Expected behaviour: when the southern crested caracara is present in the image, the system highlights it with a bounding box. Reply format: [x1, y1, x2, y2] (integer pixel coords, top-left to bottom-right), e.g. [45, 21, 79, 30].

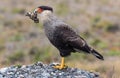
[27, 6, 104, 69]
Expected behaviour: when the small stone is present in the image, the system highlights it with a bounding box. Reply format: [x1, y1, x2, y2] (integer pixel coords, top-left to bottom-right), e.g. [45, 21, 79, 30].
[18, 75, 24, 78]
[0, 74, 4, 78]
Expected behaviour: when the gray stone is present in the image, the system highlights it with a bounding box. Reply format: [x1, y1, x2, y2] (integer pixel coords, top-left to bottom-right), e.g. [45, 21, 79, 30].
[0, 62, 100, 78]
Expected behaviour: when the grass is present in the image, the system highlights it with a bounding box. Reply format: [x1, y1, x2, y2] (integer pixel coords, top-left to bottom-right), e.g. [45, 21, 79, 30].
[35, 23, 43, 29]
[56, 2, 70, 16]
[90, 38, 108, 49]
[91, 16, 117, 33]
[15, 64, 22, 68]
[80, 31, 92, 39]
[9, 33, 23, 41]
[4, 20, 15, 27]
[12, 8, 25, 14]
[0, 45, 5, 52]
[92, 19, 114, 32]
[0, 0, 120, 77]
[92, 16, 101, 24]
[66, 52, 97, 62]
[66, 59, 120, 78]
[0, 39, 5, 51]
[8, 51, 25, 63]
[29, 46, 54, 63]
[75, 0, 80, 3]
[105, 24, 119, 33]
[105, 50, 120, 56]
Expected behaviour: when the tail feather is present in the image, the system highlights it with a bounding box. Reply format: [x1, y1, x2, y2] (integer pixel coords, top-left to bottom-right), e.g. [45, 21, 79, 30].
[83, 44, 104, 60]
[75, 43, 104, 60]
[91, 49, 104, 60]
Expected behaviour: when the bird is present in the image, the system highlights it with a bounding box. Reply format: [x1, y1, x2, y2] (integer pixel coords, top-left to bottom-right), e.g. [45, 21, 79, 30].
[33, 6, 104, 69]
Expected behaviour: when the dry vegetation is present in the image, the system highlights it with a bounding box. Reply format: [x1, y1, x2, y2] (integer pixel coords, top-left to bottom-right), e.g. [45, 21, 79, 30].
[0, 0, 120, 78]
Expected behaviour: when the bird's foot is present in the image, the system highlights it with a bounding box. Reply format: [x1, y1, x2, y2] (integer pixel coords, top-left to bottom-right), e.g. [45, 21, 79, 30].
[53, 64, 67, 70]
[90, 70, 96, 73]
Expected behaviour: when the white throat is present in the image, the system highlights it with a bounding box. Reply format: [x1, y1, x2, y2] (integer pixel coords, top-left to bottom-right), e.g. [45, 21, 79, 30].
[39, 10, 53, 23]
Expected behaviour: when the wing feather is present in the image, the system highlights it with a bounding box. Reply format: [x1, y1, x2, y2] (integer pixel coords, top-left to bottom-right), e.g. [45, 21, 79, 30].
[54, 25, 86, 49]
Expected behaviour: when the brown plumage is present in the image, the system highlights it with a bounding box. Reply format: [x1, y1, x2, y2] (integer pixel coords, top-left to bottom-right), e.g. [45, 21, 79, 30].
[27, 6, 104, 69]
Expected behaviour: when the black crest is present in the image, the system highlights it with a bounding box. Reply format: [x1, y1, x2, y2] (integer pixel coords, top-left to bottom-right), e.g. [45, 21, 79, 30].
[38, 6, 53, 12]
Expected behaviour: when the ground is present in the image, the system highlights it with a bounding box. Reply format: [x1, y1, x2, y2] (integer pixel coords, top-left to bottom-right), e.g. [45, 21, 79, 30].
[0, 0, 120, 77]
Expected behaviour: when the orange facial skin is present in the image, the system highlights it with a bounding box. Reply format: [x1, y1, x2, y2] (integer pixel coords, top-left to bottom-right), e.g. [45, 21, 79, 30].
[37, 8, 43, 13]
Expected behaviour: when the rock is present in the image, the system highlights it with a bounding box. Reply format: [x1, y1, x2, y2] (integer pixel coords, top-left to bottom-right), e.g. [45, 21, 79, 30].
[0, 62, 100, 78]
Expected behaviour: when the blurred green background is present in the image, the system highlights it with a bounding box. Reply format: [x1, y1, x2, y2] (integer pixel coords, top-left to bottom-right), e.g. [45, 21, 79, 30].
[0, 0, 120, 77]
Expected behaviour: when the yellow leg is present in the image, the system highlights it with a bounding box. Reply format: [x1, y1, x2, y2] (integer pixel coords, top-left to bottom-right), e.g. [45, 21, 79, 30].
[54, 57, 67, 69]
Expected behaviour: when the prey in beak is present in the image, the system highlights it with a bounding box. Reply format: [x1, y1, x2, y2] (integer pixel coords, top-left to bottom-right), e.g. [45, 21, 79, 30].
[26, 6, 53, 23]
[25, 9, 39, 23]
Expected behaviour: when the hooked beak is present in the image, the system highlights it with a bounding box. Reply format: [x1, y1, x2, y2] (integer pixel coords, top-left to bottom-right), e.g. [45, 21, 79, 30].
[34, 8, 39, 14]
